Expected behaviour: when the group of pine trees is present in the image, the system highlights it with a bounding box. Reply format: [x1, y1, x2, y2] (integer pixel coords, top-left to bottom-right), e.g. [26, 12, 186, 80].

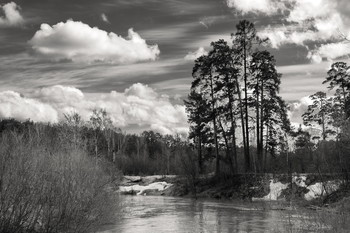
[185, 20, 290, 175]
[185, 20, 350, 177]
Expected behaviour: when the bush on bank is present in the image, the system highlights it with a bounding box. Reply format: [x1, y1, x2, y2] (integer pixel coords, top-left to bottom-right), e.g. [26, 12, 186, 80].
[0, 123, 118, 233]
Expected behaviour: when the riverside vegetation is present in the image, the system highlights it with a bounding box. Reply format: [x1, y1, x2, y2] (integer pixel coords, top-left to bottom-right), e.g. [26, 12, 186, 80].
[1, 20, 350, 232]
[0, 117, 120, 233]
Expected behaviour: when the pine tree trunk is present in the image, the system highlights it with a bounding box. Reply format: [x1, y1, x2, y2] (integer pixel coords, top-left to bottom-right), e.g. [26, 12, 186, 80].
[256, 76, 261, 172]
[236, 81, 247, 172]
[243, 32, 250, 172]
[260, 82, 265, 171]
[198, 134, 203, 174]
[112, 133, 116, 163]
[228, 82, 237, 173]
[220, 121, 234, 173]
[264, 123, 269, 171]
[210, 76, 220, 176]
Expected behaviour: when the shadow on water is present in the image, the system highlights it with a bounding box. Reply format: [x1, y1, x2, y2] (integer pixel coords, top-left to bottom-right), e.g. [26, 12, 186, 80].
[98, 195, 316, 233]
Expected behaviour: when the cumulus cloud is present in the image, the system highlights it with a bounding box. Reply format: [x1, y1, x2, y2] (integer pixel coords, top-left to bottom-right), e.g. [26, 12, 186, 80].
[184, 47, 208, 61]
[226, 0, 284, 15]
[308, 42, 350, 63]
[288, 96, 313, 125]
[0, 91, 58, 123]
[228, 0, 350, 62]
[28, 20, 160, 64]
[101, 13, 109, 23]
[259, 26, 321, 49]
[287, 0, 335, 23]
[259, 2, 345, 49]
[0, 2, 24, 27]
[0, 84, 188, 135]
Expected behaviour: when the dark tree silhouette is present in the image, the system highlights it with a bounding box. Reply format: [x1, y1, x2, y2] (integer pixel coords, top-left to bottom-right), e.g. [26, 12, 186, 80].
[184, 89, 210, 173]
[232, 20, 264, 172]
[249, 50, 282, 171]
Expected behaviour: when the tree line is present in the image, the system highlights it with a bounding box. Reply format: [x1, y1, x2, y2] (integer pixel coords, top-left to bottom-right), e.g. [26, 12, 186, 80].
[0, 110, 194, 176]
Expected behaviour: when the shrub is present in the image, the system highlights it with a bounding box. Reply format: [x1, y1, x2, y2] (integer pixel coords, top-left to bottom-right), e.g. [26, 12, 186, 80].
[0, 129, 117, 233]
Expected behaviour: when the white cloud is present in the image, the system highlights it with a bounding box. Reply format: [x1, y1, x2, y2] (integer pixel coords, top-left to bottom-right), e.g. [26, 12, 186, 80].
[0, 2, 24, 27]
[101, 13, 109, 23]
[286, 1, 345, 43]
[30, 85, 95, 120]
[29, 20, 160, 64]
[259, 26, 288, 48]
[0, 91, 58, 123]
[125, 83, 158, 100]
[33, 85, 85, 104]
[184, 47, 208, 61]
[307, 53, 323, 64]
[226, 0, 283, 15]
[287, 0, 335, 23]
[1, 84, 188, 135]
[308, 42, 350, 63]
[287, 96, 313, 129]
[260, 27, 324, 49]
[230, 0, 350, 62]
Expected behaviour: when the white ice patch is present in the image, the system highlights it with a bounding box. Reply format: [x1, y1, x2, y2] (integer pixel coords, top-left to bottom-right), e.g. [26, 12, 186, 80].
[264, 181, 288, 200]
[124, 176, 142, 182]
[305, 182, 324, 200]
[292, 175, 341, 200]
[254, 180, 288, 201]
[119, 182, 173, 195]
[304, 180, 341, 201]
[293, 175, 307, 187]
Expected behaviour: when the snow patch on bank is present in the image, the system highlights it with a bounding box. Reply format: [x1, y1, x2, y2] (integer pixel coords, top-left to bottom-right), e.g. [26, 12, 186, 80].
[293, 175, 341, 201]
[253, 176, 341, 201]
[255, 181, 288, 201]
[293, 175, 307, 187]
[119, 182, 173, 195]
[304, 180, 341, 201]
[124, 176, 142, 182]
[305, 182, 324, 200]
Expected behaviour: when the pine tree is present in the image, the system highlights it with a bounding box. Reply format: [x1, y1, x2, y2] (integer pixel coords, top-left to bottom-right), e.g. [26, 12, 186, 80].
[232, 20, 264, 172]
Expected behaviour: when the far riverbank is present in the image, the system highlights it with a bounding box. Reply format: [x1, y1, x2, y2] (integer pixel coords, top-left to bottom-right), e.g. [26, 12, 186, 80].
[117, 173, 349, 207]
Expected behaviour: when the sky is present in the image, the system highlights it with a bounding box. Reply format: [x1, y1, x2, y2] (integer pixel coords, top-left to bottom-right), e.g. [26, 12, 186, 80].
[0, 0, 350, 135]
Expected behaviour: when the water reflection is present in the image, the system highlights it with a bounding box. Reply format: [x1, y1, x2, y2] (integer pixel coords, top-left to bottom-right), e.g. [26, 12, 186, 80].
[99, 195, 305, 233]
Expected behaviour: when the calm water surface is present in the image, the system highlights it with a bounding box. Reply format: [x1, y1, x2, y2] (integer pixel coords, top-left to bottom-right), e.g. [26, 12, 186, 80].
[99, 195, 310, 233]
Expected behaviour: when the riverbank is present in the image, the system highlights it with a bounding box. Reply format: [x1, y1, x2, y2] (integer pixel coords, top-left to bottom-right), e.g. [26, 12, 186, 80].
[117, 173, 349, 206]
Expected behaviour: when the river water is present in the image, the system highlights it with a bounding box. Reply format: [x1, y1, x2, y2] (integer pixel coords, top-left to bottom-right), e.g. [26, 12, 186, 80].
[98, 195, 316, 233]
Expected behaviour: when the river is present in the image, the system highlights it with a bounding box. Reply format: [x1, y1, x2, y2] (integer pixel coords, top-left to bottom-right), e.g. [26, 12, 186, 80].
[98, 195, 316, 233]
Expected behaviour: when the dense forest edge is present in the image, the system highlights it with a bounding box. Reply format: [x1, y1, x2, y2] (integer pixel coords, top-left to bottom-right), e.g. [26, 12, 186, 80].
[1, 20, 350, 232]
